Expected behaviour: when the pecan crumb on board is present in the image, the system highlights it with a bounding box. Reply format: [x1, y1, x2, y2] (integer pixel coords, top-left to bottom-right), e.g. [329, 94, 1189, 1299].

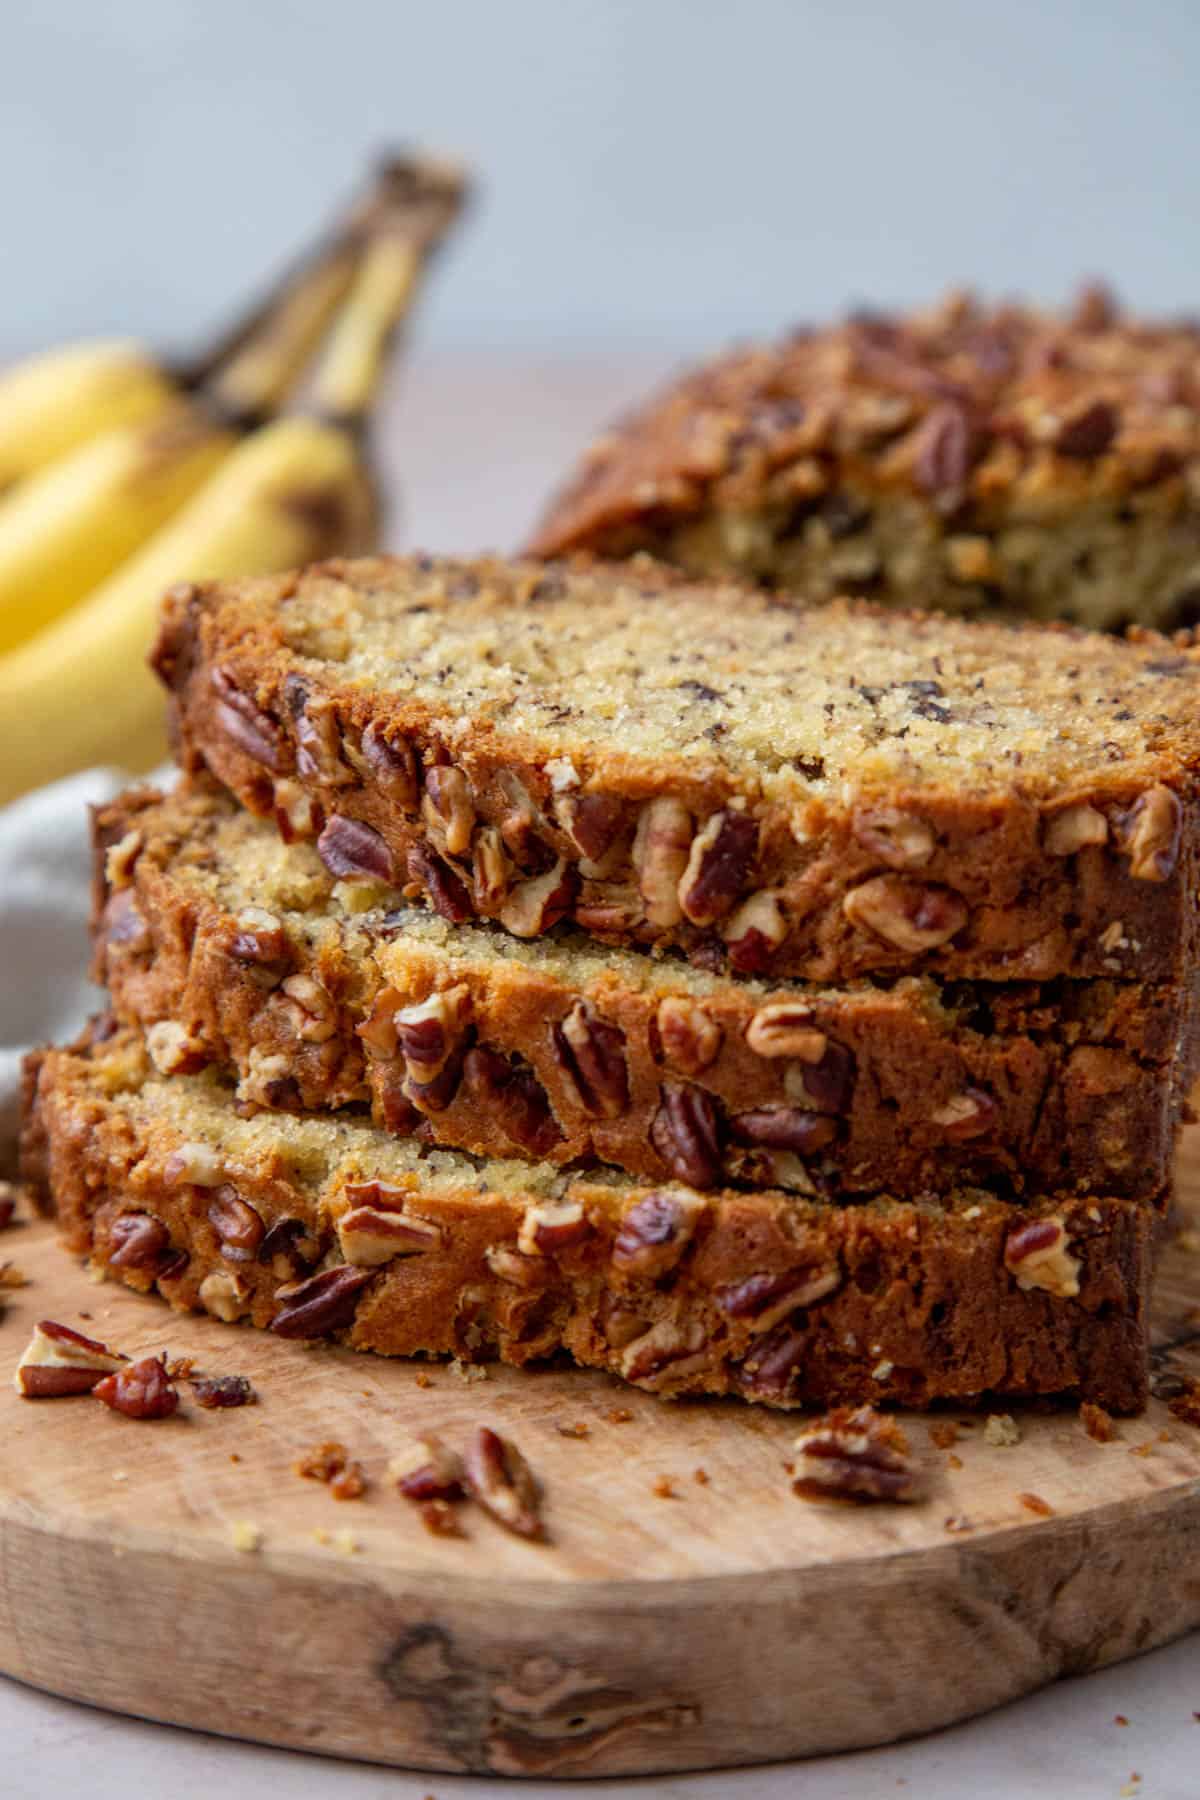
[792, 1405, 925, 1504]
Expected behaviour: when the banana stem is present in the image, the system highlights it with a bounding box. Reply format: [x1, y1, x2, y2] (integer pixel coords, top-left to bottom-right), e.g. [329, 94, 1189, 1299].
[201, 242, 360, 424]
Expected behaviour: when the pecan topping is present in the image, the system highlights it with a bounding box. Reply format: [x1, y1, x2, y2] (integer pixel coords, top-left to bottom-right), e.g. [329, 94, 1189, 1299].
[930, 1088, 999, 1140]
[271, 1264, 375, 1338]
[390, 1433, 465, 1501]
[715, 1265, 841, 1332]
[842, 875, 967, 952]
[744, 1003, 827, 1061]
[471, 826, 510, 907]
[208, 1189, 266, 1262]
[911, 401, 978, 495]
[723, 889, 786, 973]
[198, 1270, 250, 1322]
[1054, 398, 1118, 458]
[273, 778, 324, 843]
[358, 721, 419, 810]
[650, 1083, 724, 1188]
[852, 807, 935, 869]
[1116, 785, 1181, 882]
[632, 797, 693, 928]
[1003, 1217, 1081, 1298]
[257, 1215, 323, 1279]
[552, 1000, 629, 1117]
[406, 843, 474, 922]
[211, 667, 285, 770]
[94, 1355, 180, 1421]
[620, 1319, 710, 1387]
[462, 1046, 562, 1156]
[422, 765, 476, 856]
[190, 1374, 256, 1409]
[145, 1020, 207, 1076]
[728, 1106, 838, 1155]
[655, 995, 722, 1074]
[317, 814, 396, 884]
[393, 986, 472, 1083]
[792, 1406, 924, 1503]
[280, 972, 339, 1043]
[462, 1425, 546, 1541]
[229, 905, 290, 966]
[336, 1199, 442, 1265]
[14, 1320, 128, 1397]
[1044, 802, 1109, 857]
[611, 1189, 707, 1278]
[678, 809, 758, 926]
[107, 1212, 171, 1271]
[517, 1195, 592, 1256]
[499, 857, 576, 937]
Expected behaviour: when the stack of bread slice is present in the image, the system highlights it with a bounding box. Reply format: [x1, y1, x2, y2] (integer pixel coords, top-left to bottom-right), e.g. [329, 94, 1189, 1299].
[23, 552, 1200, 1412]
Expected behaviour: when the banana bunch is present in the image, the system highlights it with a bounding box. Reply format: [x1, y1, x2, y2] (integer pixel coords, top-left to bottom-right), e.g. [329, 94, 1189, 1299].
[0, 154, 467, 804]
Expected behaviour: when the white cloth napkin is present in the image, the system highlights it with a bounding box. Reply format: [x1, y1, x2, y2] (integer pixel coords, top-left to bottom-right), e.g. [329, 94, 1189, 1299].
[0, 765, 171, 1166]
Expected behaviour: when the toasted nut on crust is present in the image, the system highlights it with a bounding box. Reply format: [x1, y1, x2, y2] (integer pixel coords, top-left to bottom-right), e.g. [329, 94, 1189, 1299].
[930, 1088, 999, 1140]
[15, 1320, 129, 1397]
[1117, 785, 1182, 882]
[1003, 1217, 1081, 1297]
[792, 1405, 925, 1503]
[852, 808, 935, 869]
[553, 999, 629, 1117]
[198, 1270, 251, 1322]
[678, 809, 758, 926]
[518, 1196, 591, 1256]
[723, 889, 786, 973]
[423, 765, 476, 856]
[745, 1003, 827, 1061]
[842, 875, 967, 952]
[633, 798, 693, 928]
[462, 1425, 546, 1540]
[611, 1189, 707, 1278]
[1044, 803, 1109, 856]
[336, 1203, 442, 1265]
[655, 996, 722, 1074]
[146, 1020, 207, 1076]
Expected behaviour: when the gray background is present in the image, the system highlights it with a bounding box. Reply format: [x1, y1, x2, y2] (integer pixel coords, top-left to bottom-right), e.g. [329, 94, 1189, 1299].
[2, 0, 1197, 360]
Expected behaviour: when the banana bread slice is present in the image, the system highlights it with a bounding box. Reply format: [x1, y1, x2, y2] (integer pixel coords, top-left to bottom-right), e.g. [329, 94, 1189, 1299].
[153, 552, 1200, 983]
[22, 1024, 1156, 1411]
[529, 285, 1200, 634]
[95, 781, 1196, 1202]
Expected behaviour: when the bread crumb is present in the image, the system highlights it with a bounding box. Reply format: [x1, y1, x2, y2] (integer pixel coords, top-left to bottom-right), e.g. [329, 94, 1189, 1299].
[333, 1530, 359, 1556]
[871, 1358, 894, 1381]
[555, 1421, 590, 1439]
[652, 1475, 678, 1499]
[1129, 1441, 1156, 1458]
[1080, 1402, 1117, 1442]
[420, 1498, 466, 1538]
[111, 1470, 128, 1483]
[606, 1407, 634, 1424]
[0, 1261, 27, 1289]
[946, 1453, 963, 1470]
[1167, 1378, 1200, 1428]
[295, 1440, 349, 1483]
[448, 1357, 487, 1384]
[331, 1462, 368, 1501]
[943, 1514, 973, 1533]
[985, 1413, 1021, 1447]
[415, 1372, 433, 1389]
[1176, 1228, 1200, 1253]
[230, 1520, 262, 1554]
[693, 1467, 710, 1486]
[1114, 1714, 1129, 1726]
[1018, 1492, 1054, 1517]
[927, 1420, 959, 1449]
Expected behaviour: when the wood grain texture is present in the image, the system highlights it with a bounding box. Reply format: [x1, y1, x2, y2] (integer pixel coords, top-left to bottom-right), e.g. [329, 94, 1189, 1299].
[1, 1151, 1198, 1778]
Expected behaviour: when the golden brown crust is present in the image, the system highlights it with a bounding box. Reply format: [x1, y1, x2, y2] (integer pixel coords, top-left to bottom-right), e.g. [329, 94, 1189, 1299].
[95, 781, 1196, 1203]
[23, 1026, 1155, 1412]
[528, 287, 1200, 632]
[150, 554, 1200, 984]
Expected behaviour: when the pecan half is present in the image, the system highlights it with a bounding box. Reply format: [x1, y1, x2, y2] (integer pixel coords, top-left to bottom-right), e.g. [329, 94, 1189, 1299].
[407, 844, 474, 922]
[611, 1189, 707, 1278]
[393, 986, 472, 1083]
[462, 1046, 563, 1156]
[1003, 1217, 1081, 1298]
[655, 996, 722, 1074]
[678, 809, 758, 926]
[744, 1003, 827, 1061]
[517, 1195, 592, 1256]
[498, 857, 575, 937]
[552, 1000, 629, 1118]
[211, 667, 285, 770]
[107, 1212, 171, 1271]
[633, 798, 693, 928]
[1116, 785, 1181, 882]
[1044, 803, 1109, 857]
[555, 791, 624, 871]
[910, 401, 978, 496]
[930, 1088, 999, 1141]
[288, 684, 356, 786]
[723, 889, 786, 973]
[729, 1106, 837, 1155]
[842, 875, 967, 952]
[317, 814, 396, 884]
[94, 1355, 180, 1421]
[208, 1189, 266, 1262]
[852, 807, 935, 869]
[792, 1405, 924, 1503]
[14, 1320, 128, 1397]
[271, 1264, 376, 1338]
[736, 1321, 807, 1400]
[650, 1083, 724, 1188]
[715, 1265, 841, 1332]
[462, 1425, 546, 1541]
[620, 1318, 710, 1388]
[495, 770, 549, 865]
[390, 1433, 466, 1500]
[358, 721, 419, 811]
[336, 1199, 442, 1265]
[423, 765, 476, 856]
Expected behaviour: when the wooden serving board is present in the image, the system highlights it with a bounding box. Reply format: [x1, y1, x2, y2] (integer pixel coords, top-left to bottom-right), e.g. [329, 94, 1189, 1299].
[2, 1170, 1199, 1781]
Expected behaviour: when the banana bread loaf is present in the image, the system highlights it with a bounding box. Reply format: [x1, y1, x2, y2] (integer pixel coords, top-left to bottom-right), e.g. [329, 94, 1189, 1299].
[95, 781, 1196, 1202]
[152, 554, 1200, 984]
[529, 285, 1200, 634]
[22, 1024, 1156, 1411]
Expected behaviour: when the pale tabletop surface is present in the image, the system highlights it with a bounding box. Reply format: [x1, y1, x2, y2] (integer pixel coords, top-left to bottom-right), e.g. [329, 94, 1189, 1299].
[5, 351, 1197, 1800]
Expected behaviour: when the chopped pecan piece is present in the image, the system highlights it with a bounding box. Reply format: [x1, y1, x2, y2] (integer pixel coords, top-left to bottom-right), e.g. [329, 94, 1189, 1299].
[792, 1405, 924, 1503]
[517, 1195, 592, 1256]
[280, 972, 339, 1043]
[389, 1433, 465, 1500]
[633, 797, 693, 928]
[1054, 397, 1118, 458]
[271, 1264, 375, 1338]
[104, 827, 143, 888]
[655, 995, 722, 1075]
[484, 1243, 545, 1288]
[463, 1425, 546, 1541]
[144, 1020, 207, 1076]
[728, 1106, 837, 1155]
[723, 889, 786, 972]
[744, 1003, 827, 1061]
[406, 844, 474, 922]
[842, 875, 967, 952]
[273, 778, 324, 843]
[715, 1266, 841, 1330]
[107, 1212, 171, 1271]
[678, 809, 758, 926]
[100, 888, 151, 953]
[611, 1189, 707, 1278]
[190, 1373, 256, 1409]
[462, 1046, 563, 1156]
[471, 826, 510, 907]
[211, 667, 285, 770]
[736, 1321, 807, 1400]
[393, 985, 472, 1083]
[94, 1355, 180, 1421]
[0, 1182, 17, 1230]
[1116, 785, 1181, 882]
[931, 1088, 998, 1140]
[336, 1197, 442, 1265]
[1003, 1217, 1081, 1297]
[499, 857, 575, 937]
[910, 401, 979, 496]
[317, 814, 396, 884]
[287, 684, 356, 786]
[358, 721, 419, 810]
[1044, 803, 1109, 856]
[422, 765, 476, 856]
[257, 1215, 322, 1279]
[555, 791, 624, 870]
[208, 1189, 266, 1262]
[782, 1040, 855, 1111]
[852, 807, 935, 869]
[14, 1320, 128, 1397]
[650, 1082, 724, 1188]
[198, 1270, 250, 1322]
[620, 1318, 710, 1388]
[229, 905, 290, 966]
[163, 1140, 224, 1187]
[552, 1000, 629, 1117]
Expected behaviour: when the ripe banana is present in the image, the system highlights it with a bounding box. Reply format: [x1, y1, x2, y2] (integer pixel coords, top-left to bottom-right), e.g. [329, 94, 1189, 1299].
[0, 417, 374, 803]
[0, 340, 176, 494]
